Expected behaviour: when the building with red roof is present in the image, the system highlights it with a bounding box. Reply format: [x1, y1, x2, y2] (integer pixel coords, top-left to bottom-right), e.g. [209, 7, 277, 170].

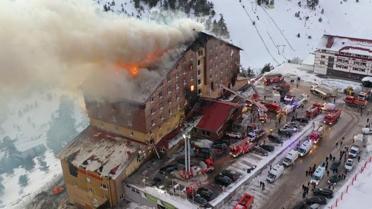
[193, 100, 242, 139]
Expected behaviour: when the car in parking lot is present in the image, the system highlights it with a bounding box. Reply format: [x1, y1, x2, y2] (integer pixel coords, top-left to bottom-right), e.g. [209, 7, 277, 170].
[293, 117, 309, 124]
[345, 158, 355, 171]
[193, 194, 209, 207]
[221, 169, 241, 182]
[196, 187, 215, 201]
[278, 128, 294, 137]
[268, 134, 283, 144]
[306, 203, 320, 209]
[313, 188, 333, 198]
[215, 174, 233, 186]
[305, 196, 327, 205]
[328, 175, 343, 185]
[159, 164, 178, 175]
[259, 144, 275, 152]
[252, 146, 269, 156]
[348, 145, 360, 158]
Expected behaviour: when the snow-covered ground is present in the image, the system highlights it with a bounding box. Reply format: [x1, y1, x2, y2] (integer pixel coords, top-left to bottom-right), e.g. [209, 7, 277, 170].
[214, 0, 372, 68]
[0, 90, 88, 209]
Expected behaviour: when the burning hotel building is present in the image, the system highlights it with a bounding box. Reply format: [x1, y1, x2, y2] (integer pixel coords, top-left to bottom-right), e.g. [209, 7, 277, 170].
[58, 32, 241, 208]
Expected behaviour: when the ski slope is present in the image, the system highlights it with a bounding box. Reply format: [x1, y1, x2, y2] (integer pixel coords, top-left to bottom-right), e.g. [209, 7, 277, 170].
[213, 0, 372, 68]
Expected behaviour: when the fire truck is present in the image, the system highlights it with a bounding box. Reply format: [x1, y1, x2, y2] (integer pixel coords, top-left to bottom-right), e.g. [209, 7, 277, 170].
[262, 101, 281, 113]
[344, 96, 368, 108]
[229, 138, 254, 158]
[309, 125, 324, 144]
[264, 74, 284, 86]
[306, 104, 321, 119]
[324, 109, 341, 126]
[233, 193, 254, 209]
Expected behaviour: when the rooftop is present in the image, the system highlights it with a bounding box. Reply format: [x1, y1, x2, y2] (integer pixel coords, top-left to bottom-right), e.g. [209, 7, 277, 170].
[58, 126, 146, 179]
[86, 32, 241, 104]
[318, 34, 372, 56]
[196, 100, 241, 133]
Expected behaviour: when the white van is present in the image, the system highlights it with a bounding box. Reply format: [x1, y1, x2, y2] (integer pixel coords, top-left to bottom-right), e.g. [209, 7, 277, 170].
[282, 150, 299, 167]
[310, 166, 326, 185]
[266, 164, 285, 183]
[298, 140, 313, 157]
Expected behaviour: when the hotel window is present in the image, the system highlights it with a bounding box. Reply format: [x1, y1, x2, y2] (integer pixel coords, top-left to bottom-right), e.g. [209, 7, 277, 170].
[197, 60, 201, 66]
[320, 61, 325, 65]
[198, 79, 201, 84]
[101, 184, 108, 190]
[321, 55, 326, 59]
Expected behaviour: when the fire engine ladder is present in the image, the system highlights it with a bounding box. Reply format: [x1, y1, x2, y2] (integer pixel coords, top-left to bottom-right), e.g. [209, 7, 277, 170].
[220, 84, 267, 112]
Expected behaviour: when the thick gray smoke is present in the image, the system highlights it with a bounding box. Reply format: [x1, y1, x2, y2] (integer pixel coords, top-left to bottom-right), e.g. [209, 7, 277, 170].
[0, 0, 203, 102]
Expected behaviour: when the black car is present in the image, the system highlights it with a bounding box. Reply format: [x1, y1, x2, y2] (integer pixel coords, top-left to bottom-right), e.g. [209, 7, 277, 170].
[305, 196, 327, 205]
[196, 148, 212, 159]
[292, 201, 307, 209]
[252, 146, 269, 156]
[159, 164, 178, 175]
[215, 174, 233, 186]
[328, 175, 342, 185]
[196, 187, 215, 201]
[293, 117, 309, 124]
[278, 128, 294, 137]
[260, 144, 275, 152]
[313, 188, 334, 199]
[221, 169, 241, 182]
[268, 134, 283, 144]
[194, 194, 208, 207]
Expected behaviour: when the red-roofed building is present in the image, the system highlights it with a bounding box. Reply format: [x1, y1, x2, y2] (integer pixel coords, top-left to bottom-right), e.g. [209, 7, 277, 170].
[193, 100, 242, 139]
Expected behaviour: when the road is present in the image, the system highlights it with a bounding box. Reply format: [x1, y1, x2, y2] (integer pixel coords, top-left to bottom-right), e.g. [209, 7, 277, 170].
[260, 107, 360, 209]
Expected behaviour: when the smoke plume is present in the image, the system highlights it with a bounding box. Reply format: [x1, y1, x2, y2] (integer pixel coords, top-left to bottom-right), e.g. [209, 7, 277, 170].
[0, 0, 204, 102]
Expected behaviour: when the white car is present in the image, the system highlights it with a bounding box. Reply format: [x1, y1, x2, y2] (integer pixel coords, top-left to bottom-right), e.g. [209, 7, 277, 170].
[345, 158, 354, 171]
[348, 145, 360, 158]
[362, 128, 372, 135]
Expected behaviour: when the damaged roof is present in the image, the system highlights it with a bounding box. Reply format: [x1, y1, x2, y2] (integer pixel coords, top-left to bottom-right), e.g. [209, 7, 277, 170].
[120, 32, 241, 104]
[58, 126, 146, 179]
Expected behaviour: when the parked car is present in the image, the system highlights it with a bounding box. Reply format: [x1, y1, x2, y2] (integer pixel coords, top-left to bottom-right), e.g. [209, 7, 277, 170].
[293, 117, 309, 124]
[278, 128, 293, 137]
[310, 166, 326, 185]
[345, 158, 355, 171]
[195, 147, 212, 159]
[221, 169, 241, 182]
[328, 175, 342, 185]
[313, 188, 334, 198]
[215, 174, 233, 186]
[305, 196, 327, 205]
[266, 164, 285, 183]
[260, 144, 275, 152]
[268, 134, 283, 144]
[298, 140, 313, 157]
[196, 187, 215, 201]
[348, 145, 360, 158]
[194, 194, 209, 207]
[252, 146, 269, 156]
[282, 149, 299, 167]
[159, 164, 178, 175]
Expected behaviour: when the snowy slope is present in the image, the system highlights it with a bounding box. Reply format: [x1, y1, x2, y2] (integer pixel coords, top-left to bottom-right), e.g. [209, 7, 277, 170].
[0, 90, 88, 209]
[213, 0, 372, 68]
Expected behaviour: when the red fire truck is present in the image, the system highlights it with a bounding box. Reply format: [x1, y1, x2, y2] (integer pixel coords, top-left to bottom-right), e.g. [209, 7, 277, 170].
[306, 104, 321, 119]
[233, 193, 254, 209]
[309, 126, 324, 144]
[264, 74, 284, 86]
[344, 96, 368, 108]
[324, 109, 341, 126]
[229, 138, 254, 158]
[262, 101, 281, 113]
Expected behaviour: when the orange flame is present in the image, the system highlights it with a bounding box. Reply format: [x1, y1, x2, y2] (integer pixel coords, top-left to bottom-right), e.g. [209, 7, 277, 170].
[115, 49, 167, 78]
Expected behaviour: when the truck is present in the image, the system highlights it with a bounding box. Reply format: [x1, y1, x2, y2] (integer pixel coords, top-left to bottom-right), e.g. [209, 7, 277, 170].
[262, 101, 281, 113]
[229, 138, 254, 158]
[306, 104, 321, 119]
[344, 96, 368, 108]
[264, 74, 284, 86]
[310, 85, 333, 100]
[324, 109, 341, 126]
[298, 140, 313, 157]
[282, 149, 299, 167]
[266, 164, 285, 183]
[309, 125, 324, 144]
[233, 193, 254, 209]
